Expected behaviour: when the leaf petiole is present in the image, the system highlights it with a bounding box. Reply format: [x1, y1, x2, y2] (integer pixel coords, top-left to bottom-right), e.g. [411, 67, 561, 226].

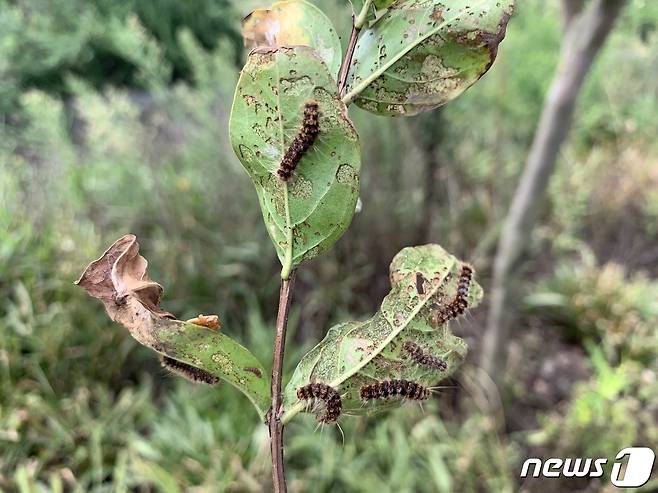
[354, 0, 374, 29]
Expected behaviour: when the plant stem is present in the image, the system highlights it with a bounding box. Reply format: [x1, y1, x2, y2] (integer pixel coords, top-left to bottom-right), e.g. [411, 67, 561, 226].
[338, 23, 359, 97]
[338, 0, 373, 97]
[355, 0, 374, 29]
[268, 0, 371, 482]
[281, 183, 294, 280]
[268, 270, 296, 493]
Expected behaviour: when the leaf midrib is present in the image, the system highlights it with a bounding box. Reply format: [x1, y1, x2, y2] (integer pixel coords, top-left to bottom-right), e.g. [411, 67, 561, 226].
[342, 0, 488, 105]
[273, 52, 295, 275]
[328, 259, 456, 388]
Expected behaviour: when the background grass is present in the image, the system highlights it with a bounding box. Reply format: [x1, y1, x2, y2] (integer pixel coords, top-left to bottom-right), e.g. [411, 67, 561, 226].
[1, 0, 657, 491]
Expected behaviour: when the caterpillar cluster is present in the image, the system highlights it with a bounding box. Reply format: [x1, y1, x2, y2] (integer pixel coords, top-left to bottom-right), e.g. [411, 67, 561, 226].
[161, 356, 220, 385]
[277, 100, 320, 181]
[435, 264, 473, 324]
[403, 341, 447, 371]
[296, 382, 342, 424]
[360, 379, 430, 401]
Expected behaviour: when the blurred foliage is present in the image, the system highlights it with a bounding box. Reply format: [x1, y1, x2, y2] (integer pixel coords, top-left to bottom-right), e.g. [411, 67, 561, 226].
[285, 395, 517, 493]
[526, 346, 658, 492]
[1, 0, 658, 491]
[521, 253, 658, 490]
[0, 0, 242, 115]
[526, 251, 658, 363]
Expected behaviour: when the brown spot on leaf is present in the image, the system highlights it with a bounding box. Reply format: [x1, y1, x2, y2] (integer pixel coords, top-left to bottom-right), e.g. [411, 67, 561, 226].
[452, 11, 512, 74]
[431, 5, 444, 22]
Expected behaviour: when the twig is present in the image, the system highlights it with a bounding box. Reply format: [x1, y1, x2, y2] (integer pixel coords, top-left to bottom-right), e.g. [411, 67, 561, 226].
[338, 0, 373, 98]
[338, 22, 360, 97]
[268, 270, 296, 493]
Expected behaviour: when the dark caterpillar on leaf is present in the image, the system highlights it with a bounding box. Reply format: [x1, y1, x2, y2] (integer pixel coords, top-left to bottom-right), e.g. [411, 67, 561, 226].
[297, 382, 342, 424]
[360, 379, 430, 401]
[435, 264, 473, 324]
[277, 100, 320, 181]
[403, 341, 447, 371]
[161, 356, 220, 385]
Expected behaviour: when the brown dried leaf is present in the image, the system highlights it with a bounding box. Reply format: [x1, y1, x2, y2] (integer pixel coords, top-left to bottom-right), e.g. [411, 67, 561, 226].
[241, 0, 342, 76]
[75, 234, 173, 321]
[76, 235, 270, 416]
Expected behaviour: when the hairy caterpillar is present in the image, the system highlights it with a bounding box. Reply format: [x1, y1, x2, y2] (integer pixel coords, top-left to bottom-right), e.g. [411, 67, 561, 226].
[402, 341, 447, 371]
[296, 382, 342, 424]
[277, 100, 320, 181]
[416, 273, 426, 294]
[161, 356, 220, 385]
[435, 264, 473, 324]
[359, 379, 430, 401]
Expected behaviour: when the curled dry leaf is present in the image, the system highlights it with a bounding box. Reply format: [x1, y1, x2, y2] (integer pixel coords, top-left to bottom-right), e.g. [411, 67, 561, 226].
[284, 244, 483, 418]
[75, 234, 174, 327]
[76, 235, 270, 417]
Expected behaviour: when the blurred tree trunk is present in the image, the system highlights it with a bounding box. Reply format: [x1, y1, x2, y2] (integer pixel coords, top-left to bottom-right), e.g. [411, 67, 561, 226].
[63, 95, 88, 152]
[413, 109, 446, 245]
[480, 0, 627, 385]
[561, 0, 585, 32]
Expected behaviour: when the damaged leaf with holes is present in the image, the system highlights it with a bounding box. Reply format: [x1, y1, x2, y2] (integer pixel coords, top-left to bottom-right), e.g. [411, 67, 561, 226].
[242, 0, 343, 78]
[76, 234, 270, 417]
[229, 46, 361, 269]
[344, 0, 514, 115]
[284, 244, 483, 417]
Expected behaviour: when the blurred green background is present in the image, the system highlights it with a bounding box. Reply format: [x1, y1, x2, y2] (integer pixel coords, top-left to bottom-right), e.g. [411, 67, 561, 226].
[1, 0, 657, 491]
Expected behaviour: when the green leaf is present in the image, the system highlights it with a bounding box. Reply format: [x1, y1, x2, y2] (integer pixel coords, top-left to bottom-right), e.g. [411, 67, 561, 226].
[284, 244, 483, 418]
[374, 0, 397, 10]
[242, 0, 343, 78]
[343, 0, 514, 115]
[76, 235, 270, 418]
[152, 320, 270, 418]
[230, 46, 361, 274]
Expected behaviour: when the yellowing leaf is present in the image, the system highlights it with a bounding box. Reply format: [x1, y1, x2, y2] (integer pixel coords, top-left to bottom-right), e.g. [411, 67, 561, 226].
[242, 0, 342, 77]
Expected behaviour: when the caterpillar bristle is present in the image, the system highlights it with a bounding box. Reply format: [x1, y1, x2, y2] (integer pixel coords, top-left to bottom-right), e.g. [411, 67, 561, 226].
[278, 100, 320, 181]
[296, 382, 342, 424]
[161, 356, 220, 385]
[402, 341, 447, 371]
[435, 264, 473, 324]
[359, 379, 430, 401]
